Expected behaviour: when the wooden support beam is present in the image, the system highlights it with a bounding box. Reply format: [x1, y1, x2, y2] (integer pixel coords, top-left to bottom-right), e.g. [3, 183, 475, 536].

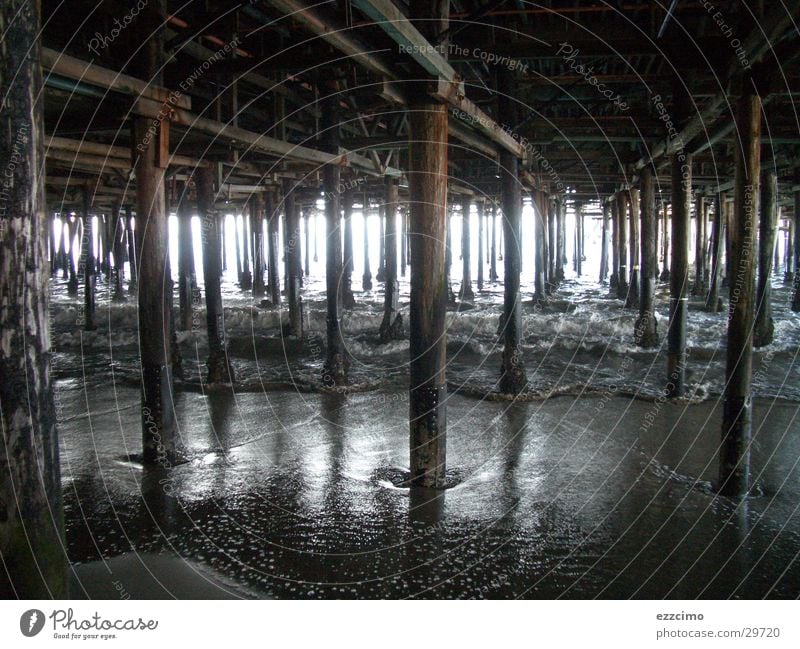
[706, 193, 725, 312]
[196, 167, 234, 384]
[719, 89, 761, 497]
[133, 0, 179, 464]
[408, 0, 449, 489]
[379, 177, 402, 342]
[627, 187, 640, 308]
[177, 188, 194, 331]
[0, 0, 67, 598]
[283, 179, 303, 337]
[459, 195, 474, 301]
[754, 170, 778, 347]
[252, 192, 266, 299]
[477, 201, 484, 291]
[616, 192, 629, 300]
[266, 189, 281, 306]
[322, 96, 348, 386]
[42, 47, 191, 109]
[667, 152, 692, 398]
[635, 167, 658, 347]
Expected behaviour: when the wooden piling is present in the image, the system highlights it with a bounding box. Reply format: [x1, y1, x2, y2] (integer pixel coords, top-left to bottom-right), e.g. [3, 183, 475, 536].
[304, 208, 310, 277]
[177, 190, 194, 330]
[241, 203, 252, 291]
[792, 187, 800, 311]
[490, 204, 498, 281]
[131, 0, 177, 463]
[342, 189, 356, 308]
[81, 187, 96, 331]
[547, 196, 557, 292]
[534, 189, 547, 301]
[476, 201, 484, 291]
[609, 199, 619, 289]
[251, 192, 266, 298]
[0, 0, 67, 597]
[667, 153, 692, 398]
[321, 96, 348, 386]
[706, 193, 725, 312]
[754, 169, 778, 347]
[408, 0, 449, 488]
[125, 205, 137, 292]
[196, 167, 234, 385]
[266, 189, 281, 306]
[380, 177, 402, 342]
[283, 180, 303, 337]
[719, 90, 761, 498]
[627, 188, 640, 308]
[460, 195, 474, 301]
[693, 195, 706, 295]
[111, 201, 126, 303]
[600, 200, 610, 282]
[635, 167, 658, 347]
[616, 192, 629, 300]
[363, 201, 373, 291]
[660, 200, 671, 282]
[556, 197, 566, 283]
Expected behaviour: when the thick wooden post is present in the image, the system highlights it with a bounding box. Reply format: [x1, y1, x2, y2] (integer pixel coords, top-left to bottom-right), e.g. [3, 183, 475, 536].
[784, 203, 794, 284]
[498, 171, 527, 390]
[196, 168, 234, 384]
[304, 210, 310, 277]
[81, 187, 96, 331]
[111, 201, 126, 302]
[555, 198, 565, 283]
[177, 189, 194, 330]
[477, 201, 484, 291]
[719, 90, 761, 498]
[234, 214, 243, 283]
[342, 189, 356, 308]
[667, 153, 692, 398]
[252, 192, 266, 298]
[58, 215, 69, 279]
[616, 192, 629, 299]
[534, 190, 547, 301]
[706, 193, 725, 312]
[490, 204, 498, 281]
[266, 190, 281, 305]
[600, 200, 610, 282]
[635, 168, 658, 347]
[377, 208, 386, 283]
[497, 67, 526, 393]
[283, 180, 303, 336]
[0, 0, 67, 597]
[380, 177, 402, 342]
[363, 202, 373, 290]
[627, 188, 640, 307]
[130, 0, 178, 464]
[407, 0, 448, 489]
[400, 206, 407, 277]
[693, 195, 706, 295]
[125, 205, 137, 292]
[610, 198, 620, 289]
[547, 197, 556, 292]
[791, 187, 800, 310]
[575, 203, 586, 277]
[321, 96, 348, 386]
[241, 204, 252, 290]
[660, 200, 670, 281]
[754, 169, 778, 347]
[459, 195, 474, 301]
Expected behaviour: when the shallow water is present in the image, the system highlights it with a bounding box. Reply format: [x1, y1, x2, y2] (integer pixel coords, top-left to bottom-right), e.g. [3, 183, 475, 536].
[52, 256, 800, 599]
